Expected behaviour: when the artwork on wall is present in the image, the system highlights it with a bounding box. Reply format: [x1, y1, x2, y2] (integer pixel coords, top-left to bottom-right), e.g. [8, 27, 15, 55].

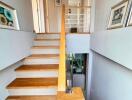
[0, 1, 19, 30]
[107, 0, 128, 29]
[55, 0, 62, 6]
[127, 2, 132, 26]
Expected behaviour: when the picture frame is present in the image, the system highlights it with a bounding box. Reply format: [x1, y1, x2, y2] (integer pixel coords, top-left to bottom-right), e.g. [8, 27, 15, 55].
[0, 1, 19, 30]
[107, 0, 128, 29]
[55, 0, 62, 6]
[127, 1, 132, 26]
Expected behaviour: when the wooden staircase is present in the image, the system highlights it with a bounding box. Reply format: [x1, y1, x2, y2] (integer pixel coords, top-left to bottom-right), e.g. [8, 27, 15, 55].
[6, 33, 60, 100]
[6, 5, 85, 100]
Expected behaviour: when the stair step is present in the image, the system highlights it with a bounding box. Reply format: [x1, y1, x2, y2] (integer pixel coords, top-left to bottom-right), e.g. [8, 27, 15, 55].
[6, 95, 56, 100]
[32, 46, 59, 49]
[7, 78, 57, 96]
[26, 54, 59, 59]
[35, 39, 60, 41]
[15, 64, 59, 72]
[15, 65, 59, 78]
[34, 40, 60, 46]
[24, 59, 59, 65]
[7, 78, 58, 89]
[36, 34, 60, 39]
[31, 46, 60, 54]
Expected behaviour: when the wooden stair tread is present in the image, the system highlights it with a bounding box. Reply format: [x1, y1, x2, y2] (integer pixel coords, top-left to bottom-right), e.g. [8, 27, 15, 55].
[32, 46, 59, 49]
[6, 95, 56, 100]
[7, 78, 58, 89]
[27, 54, 59, 59]
[35, 39, 60, 41]
[15, 64, 59, 71]
[37, 32, 60, 34]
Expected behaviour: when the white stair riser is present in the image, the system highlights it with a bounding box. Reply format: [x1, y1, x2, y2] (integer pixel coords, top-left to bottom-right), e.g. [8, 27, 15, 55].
[8, 88, 57, 96]
[24, 59, 59, 65]
[36, 34, 60, 39]
[31, 49, 59, 54]
[34, 41, 60, 46]
[16, 71, 58, 78]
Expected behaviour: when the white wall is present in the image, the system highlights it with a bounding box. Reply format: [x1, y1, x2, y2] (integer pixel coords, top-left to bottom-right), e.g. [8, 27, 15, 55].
[91, 52, 132, 100]
[0, 0, 34, 70]
[0, 0, 34, 99]
[66, 34, 90, 54]
[94, 0, 122, 32]
[0, 61, 23, 100]
[89, 0, 132, 100]
[91, 27, 132, 70]
[0, 29, 34, 70]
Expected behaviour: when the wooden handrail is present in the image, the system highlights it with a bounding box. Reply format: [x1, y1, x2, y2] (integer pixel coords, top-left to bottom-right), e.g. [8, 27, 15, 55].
[58, 5, 66, 91]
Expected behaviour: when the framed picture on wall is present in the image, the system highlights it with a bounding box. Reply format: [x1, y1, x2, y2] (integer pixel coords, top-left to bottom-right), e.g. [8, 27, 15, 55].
[0, 1, 19, 30]
[107, 0, 128, 29]
[55, 0, 62, 6]
[127, 2, 132, 26]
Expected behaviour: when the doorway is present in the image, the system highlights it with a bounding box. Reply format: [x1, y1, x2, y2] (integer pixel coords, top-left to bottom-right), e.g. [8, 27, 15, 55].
[31, 0, 61, 33]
